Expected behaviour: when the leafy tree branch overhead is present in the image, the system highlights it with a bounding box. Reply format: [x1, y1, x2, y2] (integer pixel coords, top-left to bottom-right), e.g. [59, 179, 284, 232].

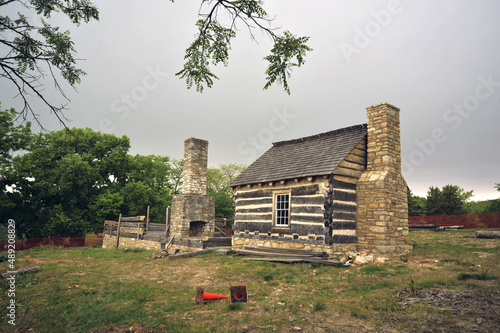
[1, 0, 312, 129]
[175, 0, 313, 94]
[0, 0, 99, 130]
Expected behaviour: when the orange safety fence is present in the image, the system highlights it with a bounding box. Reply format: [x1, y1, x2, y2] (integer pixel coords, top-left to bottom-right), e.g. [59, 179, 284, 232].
[0, 235, 104, 252]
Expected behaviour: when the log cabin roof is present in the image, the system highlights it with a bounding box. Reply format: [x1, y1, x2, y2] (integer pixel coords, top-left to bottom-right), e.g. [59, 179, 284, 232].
[230, 124, 367, 187]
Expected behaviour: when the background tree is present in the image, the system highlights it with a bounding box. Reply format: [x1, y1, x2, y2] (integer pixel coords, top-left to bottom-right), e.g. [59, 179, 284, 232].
[7, 127, 131, 237]
[407, 188, 426, 216]
[120, 154, 180, 223]
[0, 105, 32, 223]
[487, 183, 500, 213]
[2, 118, 186, 236]
[425, 184, 473, 216]
[207, 162, 247, 227]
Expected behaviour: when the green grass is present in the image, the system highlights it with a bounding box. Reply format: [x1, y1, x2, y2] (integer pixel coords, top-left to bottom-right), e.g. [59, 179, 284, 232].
[0, 230, 498, 332]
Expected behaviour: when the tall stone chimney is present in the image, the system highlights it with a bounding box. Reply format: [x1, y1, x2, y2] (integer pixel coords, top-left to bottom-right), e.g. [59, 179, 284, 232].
[356, 102, 411, 257]
[182, 138, 208, 195]
[170, 138, 215, 241]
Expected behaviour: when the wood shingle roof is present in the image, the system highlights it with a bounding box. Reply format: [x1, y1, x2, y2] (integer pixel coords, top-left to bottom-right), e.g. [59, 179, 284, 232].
[230, 124, 368, 187]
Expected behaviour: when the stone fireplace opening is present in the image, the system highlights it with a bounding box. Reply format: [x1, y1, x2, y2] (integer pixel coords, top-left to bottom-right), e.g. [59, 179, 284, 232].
[189, 221, 206, 237]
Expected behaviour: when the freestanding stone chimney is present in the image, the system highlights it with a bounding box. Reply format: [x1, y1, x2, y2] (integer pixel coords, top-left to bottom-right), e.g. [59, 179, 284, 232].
[170, 138, 215, 241]
[356, 102, 411, 257]
[182, 138, 208, 196]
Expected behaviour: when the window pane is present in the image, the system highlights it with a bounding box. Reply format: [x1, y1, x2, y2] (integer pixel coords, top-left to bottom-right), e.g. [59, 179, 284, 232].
[275, 193, 290, 226]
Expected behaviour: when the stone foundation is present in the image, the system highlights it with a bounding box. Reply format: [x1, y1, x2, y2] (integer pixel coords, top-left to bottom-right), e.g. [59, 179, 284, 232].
[102, 235, 161, 250]
[232, 235, 356, 261]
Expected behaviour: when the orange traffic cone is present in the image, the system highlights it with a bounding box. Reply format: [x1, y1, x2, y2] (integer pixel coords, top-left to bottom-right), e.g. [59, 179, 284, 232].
[195, 287, 229, 304]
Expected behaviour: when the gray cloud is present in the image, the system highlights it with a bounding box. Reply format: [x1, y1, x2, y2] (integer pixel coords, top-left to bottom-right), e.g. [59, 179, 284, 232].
[1, 0, 499, 200]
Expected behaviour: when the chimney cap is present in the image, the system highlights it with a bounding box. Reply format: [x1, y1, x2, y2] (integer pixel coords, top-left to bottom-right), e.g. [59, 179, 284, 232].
[365, 102, 400, 111]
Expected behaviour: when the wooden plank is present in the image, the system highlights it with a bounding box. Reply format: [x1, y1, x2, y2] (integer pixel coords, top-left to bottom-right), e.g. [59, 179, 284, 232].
[235, 249, 322, 259]
[475, 230, 500, 239]
[120, 216, 145, 222]
[338, 159, 365, 171]
[164, 235, 174, 249]
[1, 266, 41, 278]
[333, 174, 359, 184]
[350, 147, 367, 158]
[332, 166, 363, 178]
[146, 205, 150, 232]
[168, 249, 214, 259]
[243, 257, 341, 266]
[115, 213, 122, 248]
[343, 153, 366, 165]
[243, 246, 327, 257]
[214, 225, 227, 237]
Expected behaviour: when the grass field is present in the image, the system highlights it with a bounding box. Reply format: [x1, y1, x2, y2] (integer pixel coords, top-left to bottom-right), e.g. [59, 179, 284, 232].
[0, 229, 498, 332]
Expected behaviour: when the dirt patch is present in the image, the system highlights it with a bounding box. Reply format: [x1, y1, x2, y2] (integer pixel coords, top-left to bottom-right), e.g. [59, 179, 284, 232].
[397, 286, 500, 332]
[91, 323, 153, 333]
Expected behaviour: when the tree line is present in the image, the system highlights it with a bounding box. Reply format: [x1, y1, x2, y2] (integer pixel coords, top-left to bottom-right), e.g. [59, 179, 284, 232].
[408, 184, 500, 216]
[0, 106, 245, 238]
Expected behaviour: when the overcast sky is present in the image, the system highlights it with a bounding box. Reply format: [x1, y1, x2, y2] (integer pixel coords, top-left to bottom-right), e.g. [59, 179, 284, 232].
[1, 0, 499, 200]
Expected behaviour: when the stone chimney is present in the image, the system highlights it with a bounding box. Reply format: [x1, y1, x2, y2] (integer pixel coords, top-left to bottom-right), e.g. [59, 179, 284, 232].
[182, 138, 208, 195]
[356, 102, 411, 257]
[170, 137, 215, 241]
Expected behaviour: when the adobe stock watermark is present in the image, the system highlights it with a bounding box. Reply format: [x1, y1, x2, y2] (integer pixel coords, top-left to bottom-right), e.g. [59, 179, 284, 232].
[99, 65, 169, 132]
[339, 0, 403, 63]
[6, 219, 16, 326]
[402, 74, 499, 176]
[237, 107, 296, 163]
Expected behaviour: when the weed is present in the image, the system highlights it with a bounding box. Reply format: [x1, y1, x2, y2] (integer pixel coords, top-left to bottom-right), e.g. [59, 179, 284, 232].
[227, 303, 243, 311]
[260, 272, 275, 281]
[349, 306, 368, 319]
[121, 248, 147, 253]
[457, 272, 496, 281]
[313, 302, 326, 311]
[15, 273, 38, 288]
[409, 278, 416, 297]
[360, 264, 389, 276]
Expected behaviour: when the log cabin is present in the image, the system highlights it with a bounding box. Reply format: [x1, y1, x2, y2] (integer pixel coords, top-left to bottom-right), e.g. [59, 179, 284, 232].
[230, 102, 412, 260]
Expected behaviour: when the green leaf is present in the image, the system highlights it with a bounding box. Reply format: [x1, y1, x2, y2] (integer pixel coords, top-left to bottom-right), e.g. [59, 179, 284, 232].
[264, 31, 312, 94]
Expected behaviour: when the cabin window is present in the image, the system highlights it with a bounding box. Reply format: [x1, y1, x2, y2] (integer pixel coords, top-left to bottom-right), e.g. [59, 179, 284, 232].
[274, 191, 290, 227]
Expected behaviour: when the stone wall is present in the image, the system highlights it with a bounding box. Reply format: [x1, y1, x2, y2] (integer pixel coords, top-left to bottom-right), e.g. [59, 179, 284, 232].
[232, 236, 356, 260]
[102, 234, 161, 250]
[356, 102, 411, 257]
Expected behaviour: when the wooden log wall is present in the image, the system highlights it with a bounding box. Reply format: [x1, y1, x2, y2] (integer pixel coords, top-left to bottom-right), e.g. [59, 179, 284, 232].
[103, 219, 146, 239]
[233, 179, 327, 243]
[329, 138, 367, 244]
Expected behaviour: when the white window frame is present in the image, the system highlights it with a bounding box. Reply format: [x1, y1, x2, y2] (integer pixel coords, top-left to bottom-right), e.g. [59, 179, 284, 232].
[273, 190, 291, 227]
